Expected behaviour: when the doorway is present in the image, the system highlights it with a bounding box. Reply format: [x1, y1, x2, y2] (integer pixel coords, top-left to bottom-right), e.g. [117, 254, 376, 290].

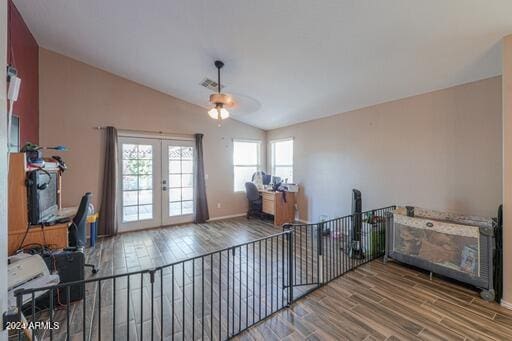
[118, 136, 195, 231]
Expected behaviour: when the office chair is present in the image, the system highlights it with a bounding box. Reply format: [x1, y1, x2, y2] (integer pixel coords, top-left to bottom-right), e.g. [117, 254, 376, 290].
[245, 182, 263, 219]
[69, 192, 99, 274]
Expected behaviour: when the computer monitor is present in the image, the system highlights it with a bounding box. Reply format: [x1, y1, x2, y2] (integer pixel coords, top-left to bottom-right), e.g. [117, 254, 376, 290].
[262, 174, 271, 185]
[28, 170, 59, 224]
[251, 171, 272, 185]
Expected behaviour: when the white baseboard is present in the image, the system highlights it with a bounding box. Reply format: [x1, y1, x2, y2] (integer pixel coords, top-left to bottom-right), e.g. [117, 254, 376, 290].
[501, 300, 512, 310]
[208, 213, 246, 222]
[209, 214, 310, 223]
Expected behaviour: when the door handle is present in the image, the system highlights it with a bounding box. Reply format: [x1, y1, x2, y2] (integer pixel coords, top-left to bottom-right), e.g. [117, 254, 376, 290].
[162, 186, 168, 191]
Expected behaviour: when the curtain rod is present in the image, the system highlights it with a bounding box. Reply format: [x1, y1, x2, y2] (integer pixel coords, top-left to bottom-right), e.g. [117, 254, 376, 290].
[94, 126, 195, 140]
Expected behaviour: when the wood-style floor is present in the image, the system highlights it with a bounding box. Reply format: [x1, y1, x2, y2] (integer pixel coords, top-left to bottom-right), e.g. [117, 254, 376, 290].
[235, 260, 512, 341]
[29, 217, 512, 341]
[40, 217, 282, 340]
[88, 217, 278, 275]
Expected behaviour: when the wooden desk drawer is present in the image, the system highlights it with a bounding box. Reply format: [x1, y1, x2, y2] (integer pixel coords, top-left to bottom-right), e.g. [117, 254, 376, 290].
[262, 198, 275, 215]
[261, 192, 275, 201]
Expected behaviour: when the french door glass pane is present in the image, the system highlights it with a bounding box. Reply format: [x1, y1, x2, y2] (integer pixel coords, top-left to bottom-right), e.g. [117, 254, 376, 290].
[182, 201, 193, 215]
[182, 160, 193, 173]
[182, 187, 193, 201]
[138, 145, 152, 159]
[123, 191, 138, 206]
[169, 202, 181, 216]
[121, 144, 154, 222]
[181, 147, 193, 160]
[123, 206, 138, 222]
[139, 205, 153, 220]
[168, 146, 194, 217]
[170, 188, 181, 201]
[170, 161, 181, 173]
[123, 176, 138, 190]
[139, 175, 152, 189]
[182, 174, 193, 187]
[138, 190, 153, 205]
[169, 147, 181, 159]
[169, 174, 181, 187]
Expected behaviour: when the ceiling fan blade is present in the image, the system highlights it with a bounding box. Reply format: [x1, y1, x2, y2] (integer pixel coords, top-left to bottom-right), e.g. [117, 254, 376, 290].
[224, 94, 236, 108]
[225, 93, 262, 115]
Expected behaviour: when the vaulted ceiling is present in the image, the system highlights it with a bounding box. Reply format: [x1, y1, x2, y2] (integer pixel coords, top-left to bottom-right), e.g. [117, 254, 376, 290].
[14, 0, 512, 130]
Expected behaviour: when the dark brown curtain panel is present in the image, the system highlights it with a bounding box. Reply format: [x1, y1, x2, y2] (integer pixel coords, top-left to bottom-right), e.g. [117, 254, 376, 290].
[99, 126, 119, 236]
[194, 133, 210, 223]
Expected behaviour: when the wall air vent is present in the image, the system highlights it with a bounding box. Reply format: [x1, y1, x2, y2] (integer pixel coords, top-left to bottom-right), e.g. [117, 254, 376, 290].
[200, 78, 224, 91]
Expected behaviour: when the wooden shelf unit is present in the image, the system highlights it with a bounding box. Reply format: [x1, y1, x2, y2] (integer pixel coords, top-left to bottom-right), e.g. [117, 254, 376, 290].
[8, 153, 69, 255]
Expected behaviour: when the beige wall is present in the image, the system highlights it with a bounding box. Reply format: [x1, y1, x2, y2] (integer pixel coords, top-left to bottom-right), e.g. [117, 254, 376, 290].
[39, 48, 266, 219]
[38, 46, 507, 302]
[268, 77, 502, 222]
[502, 35, 512, 306]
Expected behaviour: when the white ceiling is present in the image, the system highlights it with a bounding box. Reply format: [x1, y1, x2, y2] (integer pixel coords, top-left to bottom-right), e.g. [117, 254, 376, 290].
[14, 0, 512, 130]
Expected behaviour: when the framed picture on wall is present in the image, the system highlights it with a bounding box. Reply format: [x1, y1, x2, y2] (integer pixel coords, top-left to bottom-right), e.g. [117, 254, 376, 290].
[9, 115, 20, 152]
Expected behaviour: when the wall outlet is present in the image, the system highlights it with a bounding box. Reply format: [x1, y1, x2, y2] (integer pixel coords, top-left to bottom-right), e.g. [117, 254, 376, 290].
[217, 203, 221, 209]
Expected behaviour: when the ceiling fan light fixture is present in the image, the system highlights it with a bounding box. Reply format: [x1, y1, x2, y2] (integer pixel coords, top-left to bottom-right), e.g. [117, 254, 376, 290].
[207, 60, 231, 124]
[208, 105, 229, 120]
[218, 107, 229, 120]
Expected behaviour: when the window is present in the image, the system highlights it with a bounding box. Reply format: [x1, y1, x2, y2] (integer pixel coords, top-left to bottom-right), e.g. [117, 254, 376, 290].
[121, 143, 154, 222]
[271, 138, 293, 182]
[233, 140, 261, 192]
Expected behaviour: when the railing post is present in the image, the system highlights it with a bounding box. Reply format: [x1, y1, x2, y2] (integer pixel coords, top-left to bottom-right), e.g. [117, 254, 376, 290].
[317, 222, 324, 284]
[15, 289, 23, 341]
[149, 269, 156, 341]
[384, 212, 393, 263]
[285, 228, 294, 305]
[281, 227, 286, 291]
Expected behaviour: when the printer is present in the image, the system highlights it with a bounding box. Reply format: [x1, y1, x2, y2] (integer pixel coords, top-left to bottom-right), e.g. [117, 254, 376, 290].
[281, 183, 299, 193]
[8, 254, 60, 307]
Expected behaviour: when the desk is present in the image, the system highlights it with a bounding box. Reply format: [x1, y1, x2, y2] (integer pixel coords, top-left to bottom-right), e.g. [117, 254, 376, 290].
[260, 190, 295, 226]
[8, 224, 69, 255]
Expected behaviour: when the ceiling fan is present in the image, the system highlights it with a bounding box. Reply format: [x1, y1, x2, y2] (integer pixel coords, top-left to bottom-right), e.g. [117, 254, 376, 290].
[208, 60, 235, 125]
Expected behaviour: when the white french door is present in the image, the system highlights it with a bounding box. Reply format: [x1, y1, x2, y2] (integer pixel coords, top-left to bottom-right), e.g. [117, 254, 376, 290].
[118, 137, 161, 231]
[118, 137, 195, 232]
[162, 140, 195, 225]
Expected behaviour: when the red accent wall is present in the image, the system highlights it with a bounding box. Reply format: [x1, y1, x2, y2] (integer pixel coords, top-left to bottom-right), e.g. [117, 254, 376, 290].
[7, 0, 39, 145]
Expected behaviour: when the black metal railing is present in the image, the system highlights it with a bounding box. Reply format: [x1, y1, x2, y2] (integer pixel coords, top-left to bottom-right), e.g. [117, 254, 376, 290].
[12, 231, 293, 341]
[283, 206, 395, 296]
[12, 206, 395, 340]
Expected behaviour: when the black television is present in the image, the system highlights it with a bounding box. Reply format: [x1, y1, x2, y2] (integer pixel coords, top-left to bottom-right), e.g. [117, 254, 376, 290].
[27, 170, 59, 224]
